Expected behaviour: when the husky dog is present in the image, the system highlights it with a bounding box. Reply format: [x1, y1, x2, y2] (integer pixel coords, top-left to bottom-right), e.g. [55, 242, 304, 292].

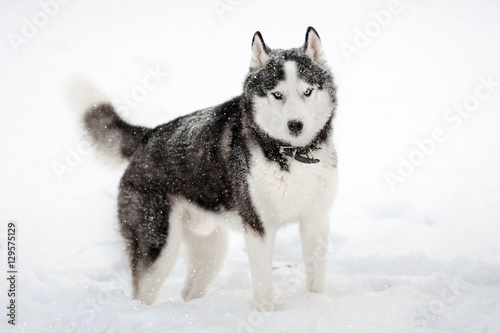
[76, 27, 338, 311]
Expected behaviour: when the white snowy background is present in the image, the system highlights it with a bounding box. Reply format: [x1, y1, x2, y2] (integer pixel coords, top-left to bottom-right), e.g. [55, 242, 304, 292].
[1, 0, 499, 332]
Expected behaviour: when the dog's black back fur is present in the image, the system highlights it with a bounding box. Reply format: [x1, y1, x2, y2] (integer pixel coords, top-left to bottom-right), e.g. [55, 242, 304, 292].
[86, 96, 263, 286]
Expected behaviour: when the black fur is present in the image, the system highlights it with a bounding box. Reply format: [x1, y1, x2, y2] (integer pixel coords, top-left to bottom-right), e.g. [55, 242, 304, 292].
[84, 103, 149, 159]
[245, 50, 336, 105]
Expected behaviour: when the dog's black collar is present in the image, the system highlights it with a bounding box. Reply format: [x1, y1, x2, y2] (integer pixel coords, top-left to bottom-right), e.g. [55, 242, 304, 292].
[280, 144, 320, 164]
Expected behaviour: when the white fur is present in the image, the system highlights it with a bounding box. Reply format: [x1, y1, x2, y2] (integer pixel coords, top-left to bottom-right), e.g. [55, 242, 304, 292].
[247, 143, 337, 228]
[246, 142, 338, 310]
[253, 61, 333, 147]
[135, 196, 237, 304]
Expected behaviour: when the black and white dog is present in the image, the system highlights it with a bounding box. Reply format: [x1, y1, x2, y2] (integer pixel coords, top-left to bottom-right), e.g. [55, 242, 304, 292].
[75, 27, 338, 311]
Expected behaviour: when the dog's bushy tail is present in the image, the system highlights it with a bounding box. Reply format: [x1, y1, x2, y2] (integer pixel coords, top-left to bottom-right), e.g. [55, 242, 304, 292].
[66, 77, 150, 161]
[83, 103, 150, 160]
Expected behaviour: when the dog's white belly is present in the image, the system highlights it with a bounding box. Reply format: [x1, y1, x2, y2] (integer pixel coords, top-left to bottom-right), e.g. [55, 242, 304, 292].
[247, 145, 338, 228]
[170, 196, 244, 236]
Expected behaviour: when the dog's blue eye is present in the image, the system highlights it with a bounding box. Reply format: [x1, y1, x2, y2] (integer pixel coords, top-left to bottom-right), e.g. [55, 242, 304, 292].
[304, 89, 313, 97]
[272, 92, 283, 100]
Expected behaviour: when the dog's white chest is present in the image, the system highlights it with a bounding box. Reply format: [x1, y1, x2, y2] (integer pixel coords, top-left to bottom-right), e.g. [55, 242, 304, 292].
[247, 146, 338, 227]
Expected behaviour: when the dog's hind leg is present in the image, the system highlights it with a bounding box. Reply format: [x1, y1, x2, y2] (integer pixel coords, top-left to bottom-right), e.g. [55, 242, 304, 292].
[119, 183, 181, 305]
[133, 220, 182, 305]
[181, 218, 229, 302]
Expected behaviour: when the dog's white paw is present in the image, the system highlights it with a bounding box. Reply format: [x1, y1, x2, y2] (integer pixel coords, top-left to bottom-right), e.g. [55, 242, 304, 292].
[181, 286, 206, 302]
[308, 283, 326, 295]
[306, 276, 326, 295]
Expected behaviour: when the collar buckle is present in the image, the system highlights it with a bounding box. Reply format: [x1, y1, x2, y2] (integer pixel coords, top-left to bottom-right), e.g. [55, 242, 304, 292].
[280, 146, 320, 164]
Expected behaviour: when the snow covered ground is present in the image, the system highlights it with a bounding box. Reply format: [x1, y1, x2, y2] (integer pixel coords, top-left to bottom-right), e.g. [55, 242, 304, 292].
[1, 0, 499, 332]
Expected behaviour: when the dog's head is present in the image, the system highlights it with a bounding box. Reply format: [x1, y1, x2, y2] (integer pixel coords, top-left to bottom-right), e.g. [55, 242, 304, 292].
[244, 27, 336, 148]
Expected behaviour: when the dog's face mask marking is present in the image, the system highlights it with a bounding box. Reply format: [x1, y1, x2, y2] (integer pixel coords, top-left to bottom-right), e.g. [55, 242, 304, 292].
[253, 61, 333, 147]
[245, 27, 336, 147]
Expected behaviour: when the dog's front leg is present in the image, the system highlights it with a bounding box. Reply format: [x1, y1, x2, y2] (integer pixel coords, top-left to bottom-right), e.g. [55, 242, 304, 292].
[245, 229, 276, 312]
[300, 216, 330, 294]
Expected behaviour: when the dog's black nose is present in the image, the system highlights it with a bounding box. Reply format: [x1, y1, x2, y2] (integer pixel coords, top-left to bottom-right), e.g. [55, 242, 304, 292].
[287, 120, 303, 135]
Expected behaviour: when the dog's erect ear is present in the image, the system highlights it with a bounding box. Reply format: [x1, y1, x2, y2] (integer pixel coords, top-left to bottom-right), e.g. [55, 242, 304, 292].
[304, 27, 326, 65]
[250, 31, 270, 70]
